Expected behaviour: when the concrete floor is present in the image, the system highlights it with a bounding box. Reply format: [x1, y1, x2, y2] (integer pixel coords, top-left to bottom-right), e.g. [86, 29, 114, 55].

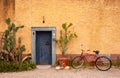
[0, 66, 120, 78]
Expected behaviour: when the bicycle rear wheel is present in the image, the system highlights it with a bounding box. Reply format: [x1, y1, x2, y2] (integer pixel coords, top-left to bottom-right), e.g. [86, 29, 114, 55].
[71, 56, 84, 69]
[95, 56, 112, 71]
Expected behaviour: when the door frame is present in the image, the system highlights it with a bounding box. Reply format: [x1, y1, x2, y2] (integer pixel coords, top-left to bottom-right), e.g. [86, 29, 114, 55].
[31, 27, 56, 65]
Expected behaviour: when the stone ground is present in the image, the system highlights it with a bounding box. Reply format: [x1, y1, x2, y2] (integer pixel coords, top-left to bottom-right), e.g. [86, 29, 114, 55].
[0, 66, 120, 78]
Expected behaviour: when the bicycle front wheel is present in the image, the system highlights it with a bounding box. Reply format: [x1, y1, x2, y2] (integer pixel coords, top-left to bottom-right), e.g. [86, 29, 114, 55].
[71, 56, 84, 69]
[95, 56, 112, 71]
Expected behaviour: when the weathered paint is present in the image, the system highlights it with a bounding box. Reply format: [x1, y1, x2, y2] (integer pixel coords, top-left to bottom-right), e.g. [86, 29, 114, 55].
[0, 0, 15, 31]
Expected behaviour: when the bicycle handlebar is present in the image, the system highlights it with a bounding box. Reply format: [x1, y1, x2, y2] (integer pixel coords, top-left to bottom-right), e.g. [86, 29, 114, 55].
[81, 49, 90, 52]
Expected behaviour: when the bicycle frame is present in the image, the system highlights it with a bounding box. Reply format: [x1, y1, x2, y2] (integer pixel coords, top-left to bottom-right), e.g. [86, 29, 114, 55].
[80, 50, 100, 66]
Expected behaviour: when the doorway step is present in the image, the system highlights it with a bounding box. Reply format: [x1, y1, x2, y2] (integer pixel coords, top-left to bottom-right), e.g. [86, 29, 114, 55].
[36, 65, 51, 69]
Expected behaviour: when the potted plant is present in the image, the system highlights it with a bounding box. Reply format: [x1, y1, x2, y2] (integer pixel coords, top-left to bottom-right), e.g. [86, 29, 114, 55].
[57, 23, 77, 68]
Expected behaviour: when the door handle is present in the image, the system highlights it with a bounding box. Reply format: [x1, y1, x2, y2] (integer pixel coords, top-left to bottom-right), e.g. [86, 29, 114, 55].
[45, 41, 49, 45]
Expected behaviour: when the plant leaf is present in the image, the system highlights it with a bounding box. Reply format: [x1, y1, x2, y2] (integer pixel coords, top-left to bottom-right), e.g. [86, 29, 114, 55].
[5, 18, 11, 25]
[62, 23, 67, 30]
[19, 25, 24, 28]
[67, 23, 73, 28]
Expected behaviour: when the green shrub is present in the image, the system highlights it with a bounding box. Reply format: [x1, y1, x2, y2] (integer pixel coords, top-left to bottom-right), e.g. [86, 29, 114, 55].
[113, 60, 120, 67]
[68, 58, 72, 66]
[0, 61, 36, 72]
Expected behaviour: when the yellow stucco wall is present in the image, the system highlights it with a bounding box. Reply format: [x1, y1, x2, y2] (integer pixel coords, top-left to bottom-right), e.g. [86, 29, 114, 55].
[2, 0, 120, 54]
[0, 0, 15, 31]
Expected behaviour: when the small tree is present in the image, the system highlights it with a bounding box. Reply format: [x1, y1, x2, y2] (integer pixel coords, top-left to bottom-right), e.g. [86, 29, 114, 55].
[57, 23, 77, 56]
[2, 18, 25, 62]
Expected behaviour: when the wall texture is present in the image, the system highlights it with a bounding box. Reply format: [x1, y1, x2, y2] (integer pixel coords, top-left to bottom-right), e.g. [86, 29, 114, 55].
[1, 0, 120, 55]
[0, 0, 15, 31]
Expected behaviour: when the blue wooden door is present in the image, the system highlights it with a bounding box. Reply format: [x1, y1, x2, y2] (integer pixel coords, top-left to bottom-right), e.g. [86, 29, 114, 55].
[36, 31, 52, 65]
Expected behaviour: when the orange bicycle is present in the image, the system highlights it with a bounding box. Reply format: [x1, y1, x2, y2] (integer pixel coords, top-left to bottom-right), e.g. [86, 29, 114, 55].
[71, 45, 112, 71]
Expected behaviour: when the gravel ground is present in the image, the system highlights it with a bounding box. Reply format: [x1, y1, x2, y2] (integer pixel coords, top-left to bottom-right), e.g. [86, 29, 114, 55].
[0, 66, 120, 78]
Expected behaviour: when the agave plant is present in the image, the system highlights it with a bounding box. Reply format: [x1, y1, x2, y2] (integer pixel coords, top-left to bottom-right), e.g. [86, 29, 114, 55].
[57, 23, 77, 56]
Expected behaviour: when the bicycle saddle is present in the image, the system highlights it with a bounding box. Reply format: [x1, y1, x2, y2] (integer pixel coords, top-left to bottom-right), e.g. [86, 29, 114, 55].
[93, 50, 99, 54]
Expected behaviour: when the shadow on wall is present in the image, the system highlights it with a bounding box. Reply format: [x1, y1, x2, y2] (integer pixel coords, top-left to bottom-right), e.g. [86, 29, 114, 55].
[0, 0, 15, 24]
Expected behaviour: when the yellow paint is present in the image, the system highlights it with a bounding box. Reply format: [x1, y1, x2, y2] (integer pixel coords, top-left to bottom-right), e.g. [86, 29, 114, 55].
[1, 0, 120, 54]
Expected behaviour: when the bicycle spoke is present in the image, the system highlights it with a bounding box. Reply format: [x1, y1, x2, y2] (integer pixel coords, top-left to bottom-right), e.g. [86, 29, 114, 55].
[72, 56, 84, 69]
[95, 56, 112, 71]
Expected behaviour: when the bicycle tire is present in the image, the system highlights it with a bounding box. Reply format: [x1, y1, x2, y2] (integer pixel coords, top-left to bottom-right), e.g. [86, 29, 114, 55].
[71, 56, 84, 69]
[95, 56, 112, 71]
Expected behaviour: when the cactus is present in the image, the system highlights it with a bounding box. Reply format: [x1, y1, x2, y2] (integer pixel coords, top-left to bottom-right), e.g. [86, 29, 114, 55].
[57, 23, 77, 56]
[2, 18, 25, 62]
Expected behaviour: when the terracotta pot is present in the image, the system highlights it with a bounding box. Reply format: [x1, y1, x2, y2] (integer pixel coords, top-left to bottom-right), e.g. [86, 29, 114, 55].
[58, 57, 69, 68]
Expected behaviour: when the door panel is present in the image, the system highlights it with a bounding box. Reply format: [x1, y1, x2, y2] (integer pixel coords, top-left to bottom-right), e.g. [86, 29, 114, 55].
[36, 31, 52, 65]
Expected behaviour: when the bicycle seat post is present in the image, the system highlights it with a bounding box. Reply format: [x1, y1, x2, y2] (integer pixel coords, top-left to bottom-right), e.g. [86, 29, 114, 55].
[80, 44, 83, 49]
[80, 44, 84, 55]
